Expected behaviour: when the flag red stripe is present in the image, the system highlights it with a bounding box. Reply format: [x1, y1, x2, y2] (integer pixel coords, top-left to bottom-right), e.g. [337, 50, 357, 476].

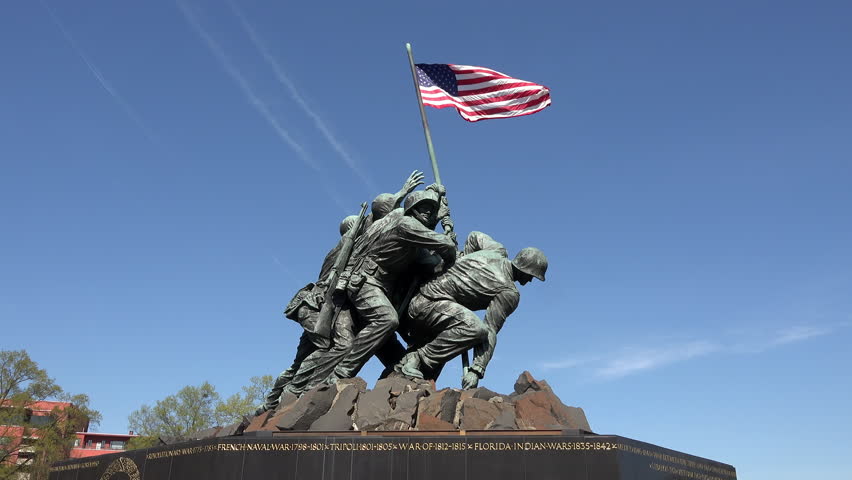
[449, 65, 510, 77]
[458, 82, 539, 95]
[428, 88, 548, 108]
[420, 85, 549, 105]
[456, 76, 535, 87]
[458, 102, 550, 122]
[420, 88, 550, 114]
[467, 94, 551, 115]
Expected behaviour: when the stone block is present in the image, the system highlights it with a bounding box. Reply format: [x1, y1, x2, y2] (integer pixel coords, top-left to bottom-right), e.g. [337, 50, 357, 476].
[337, 377, 368, 393]
[243, 411, 272, 433]
[417, 388, 460, 424]
[189, 426, 221, 440]
[472, 387, 501, 401]
[513, 371, 549, 395]
[415, 413, 456, 431]
[353, 385, 393, 431]
[459, 397, 501, 430]
[485, 404, 517, 430]
[513, 389, 591, 431]
[309, 384, 360, 431]
[382, 390, 427, 430]
[276, 384, 336, 430]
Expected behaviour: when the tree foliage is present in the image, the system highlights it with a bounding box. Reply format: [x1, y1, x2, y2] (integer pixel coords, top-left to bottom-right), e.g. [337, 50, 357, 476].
[0, 350, 101, 480]
[126, 375, 273, 448]
[127, 382, 219, 440]
[215, 375, 273, 426]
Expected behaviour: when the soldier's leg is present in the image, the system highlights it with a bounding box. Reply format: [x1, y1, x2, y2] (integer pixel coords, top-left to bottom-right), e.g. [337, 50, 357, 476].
[375, 336, 407, 379]
[332, 283, 399, 379]
[285, 306, 357, 394]
[400, 296, 487, 378]
[260, 332, 316, 412]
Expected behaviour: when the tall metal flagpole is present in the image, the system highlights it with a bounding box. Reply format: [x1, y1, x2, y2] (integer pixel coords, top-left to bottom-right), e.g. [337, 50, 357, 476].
[404, 43, 471, 373]
[405, 43, 442, 185]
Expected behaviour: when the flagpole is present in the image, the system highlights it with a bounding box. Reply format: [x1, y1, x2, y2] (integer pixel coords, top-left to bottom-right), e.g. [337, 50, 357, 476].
[405, 43, 442, 185]
[404, 43, 471, 374]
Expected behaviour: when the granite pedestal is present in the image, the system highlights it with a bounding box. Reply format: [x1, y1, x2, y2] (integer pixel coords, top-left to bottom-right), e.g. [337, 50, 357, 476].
[49, 430, 736, 480]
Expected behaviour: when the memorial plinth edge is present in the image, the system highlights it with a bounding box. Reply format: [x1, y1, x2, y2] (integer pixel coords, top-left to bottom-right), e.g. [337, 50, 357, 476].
[48, 431, 737, 480]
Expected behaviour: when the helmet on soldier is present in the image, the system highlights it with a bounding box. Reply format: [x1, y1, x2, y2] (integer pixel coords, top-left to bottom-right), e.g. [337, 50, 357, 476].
[339, 215, 359, 236]
[512, 247, 548, 282]
[371, 193, 396, 221]
[403, 190, 440, 216]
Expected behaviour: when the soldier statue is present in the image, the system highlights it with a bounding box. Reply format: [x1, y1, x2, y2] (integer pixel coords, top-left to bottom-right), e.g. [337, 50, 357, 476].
[321, 185, 457, 385]
[256, 169, 547, 413]
[256, 171, 427, 414]
[395, 232, 548, 389]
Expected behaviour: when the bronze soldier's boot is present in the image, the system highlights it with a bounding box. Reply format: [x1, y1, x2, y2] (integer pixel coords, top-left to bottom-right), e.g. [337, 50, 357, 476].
[396, 352, 425, 379]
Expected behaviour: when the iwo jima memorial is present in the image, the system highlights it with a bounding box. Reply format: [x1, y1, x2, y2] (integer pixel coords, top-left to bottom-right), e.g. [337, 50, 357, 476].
[49, 46, 737, 480]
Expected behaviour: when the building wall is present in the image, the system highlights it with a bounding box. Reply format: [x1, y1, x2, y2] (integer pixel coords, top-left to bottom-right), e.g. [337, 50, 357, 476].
[3, 401, 137, 463]
[69, 433, 137, 458]
[0, 401, 76, 467]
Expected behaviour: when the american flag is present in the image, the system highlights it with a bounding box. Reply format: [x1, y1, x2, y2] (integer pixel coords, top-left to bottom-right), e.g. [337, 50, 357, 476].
[415, 64, 551, 122]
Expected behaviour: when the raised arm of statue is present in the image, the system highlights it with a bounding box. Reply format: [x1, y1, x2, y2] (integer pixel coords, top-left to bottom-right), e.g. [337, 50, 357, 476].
[392, 170, 426, 209]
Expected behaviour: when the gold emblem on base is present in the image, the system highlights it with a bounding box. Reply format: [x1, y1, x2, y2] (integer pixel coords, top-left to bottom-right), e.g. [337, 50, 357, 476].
[100, 457, 141, 480]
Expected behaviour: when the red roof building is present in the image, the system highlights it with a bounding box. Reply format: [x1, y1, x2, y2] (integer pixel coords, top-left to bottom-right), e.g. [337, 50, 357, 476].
[69, 431, 138, 458]
[1, 400, 137, 469]
[1, 401, 84, 468]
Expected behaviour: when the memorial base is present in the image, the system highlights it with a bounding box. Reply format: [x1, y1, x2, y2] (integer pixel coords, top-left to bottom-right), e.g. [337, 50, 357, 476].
[49, 430, 737, 480]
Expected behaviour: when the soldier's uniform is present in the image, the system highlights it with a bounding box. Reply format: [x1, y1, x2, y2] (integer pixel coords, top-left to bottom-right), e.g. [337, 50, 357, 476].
[402, 232, 520, 381]
[330, 204, 457, 380]
[260, 192, 406, 410]
[261, 238, 357, 410]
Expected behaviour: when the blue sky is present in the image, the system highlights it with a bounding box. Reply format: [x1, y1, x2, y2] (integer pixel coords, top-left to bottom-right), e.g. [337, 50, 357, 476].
[2, 1, 850, 478]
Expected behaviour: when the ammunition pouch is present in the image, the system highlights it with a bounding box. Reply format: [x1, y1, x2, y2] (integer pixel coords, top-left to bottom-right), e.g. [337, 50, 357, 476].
[284, 283, 323, 322]
[345, 258, 380, 297]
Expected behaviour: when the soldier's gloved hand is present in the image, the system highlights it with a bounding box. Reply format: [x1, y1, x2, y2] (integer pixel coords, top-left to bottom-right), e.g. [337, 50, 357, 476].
[461, 369, 480, 390]
[437, 196, 451, 221]
[426, 183, 447, 197]
[446, 231, 458, 247]
[401, 170, 425, 196]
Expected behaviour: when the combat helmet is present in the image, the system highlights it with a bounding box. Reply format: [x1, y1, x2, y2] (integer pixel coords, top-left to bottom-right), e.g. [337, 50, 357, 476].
[371, 193, 395, 220]
[339, 215, 359, 236]
[403, 190, 440, 216]
[512, 247, 548, 281]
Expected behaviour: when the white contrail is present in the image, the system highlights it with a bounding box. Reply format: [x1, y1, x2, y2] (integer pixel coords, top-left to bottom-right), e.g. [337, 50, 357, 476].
[39, 0, 162, 147]
[176, 0, 320, 173]
[224, 0, 378, 193]
[176, 1, 352, 215]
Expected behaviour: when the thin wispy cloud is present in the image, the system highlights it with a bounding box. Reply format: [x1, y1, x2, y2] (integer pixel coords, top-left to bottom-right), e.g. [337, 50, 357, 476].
[224, 0, 378, 194]
[541, 355, 600, 370]
[770, 325, 831, 346]
[176, 0, 317, 173]
[176, 0, 353, 214]
[541, 324, 840, 380]
[731, 324, 836, 354]
[40, 0, 162, 147]
[594, 341, 720, 379]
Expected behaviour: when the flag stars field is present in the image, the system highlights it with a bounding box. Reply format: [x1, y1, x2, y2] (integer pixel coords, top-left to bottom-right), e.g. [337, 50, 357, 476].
[415, 63, 551, 121]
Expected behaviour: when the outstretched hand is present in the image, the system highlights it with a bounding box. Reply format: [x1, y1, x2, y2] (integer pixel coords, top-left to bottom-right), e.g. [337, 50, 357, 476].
[402, 170, 425, 195]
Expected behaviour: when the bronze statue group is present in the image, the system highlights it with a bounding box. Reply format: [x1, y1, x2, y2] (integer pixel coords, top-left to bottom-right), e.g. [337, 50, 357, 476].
[256, 171, 548, 415]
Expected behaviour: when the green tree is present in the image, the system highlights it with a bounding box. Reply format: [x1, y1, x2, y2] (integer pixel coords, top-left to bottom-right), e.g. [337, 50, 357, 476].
[127, 382, 220, 441]
[214, 375, 273, 426]
[0, 350, 101, 480]
[126, 375, 273, 449]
